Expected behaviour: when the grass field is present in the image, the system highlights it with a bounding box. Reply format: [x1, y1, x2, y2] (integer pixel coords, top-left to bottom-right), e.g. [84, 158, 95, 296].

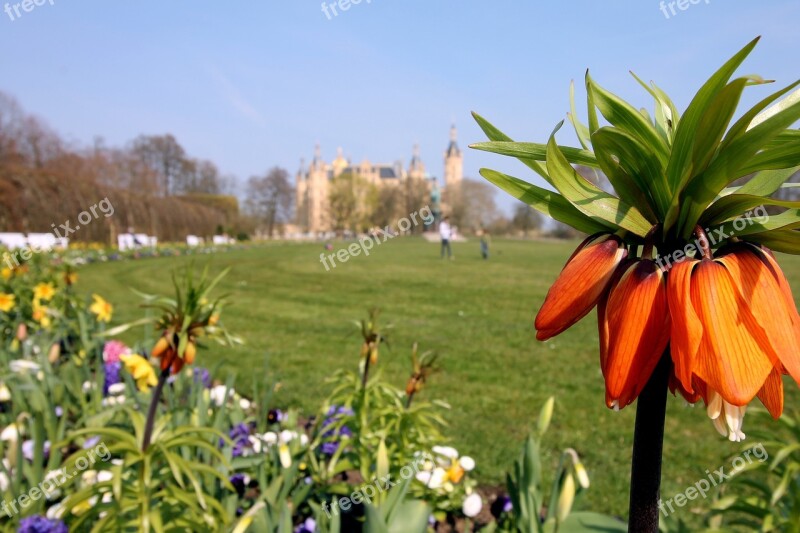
[77, 238, 800, 518]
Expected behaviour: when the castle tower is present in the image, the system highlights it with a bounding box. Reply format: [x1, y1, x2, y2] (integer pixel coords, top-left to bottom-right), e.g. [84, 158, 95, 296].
[443, 124, 463, 190]
[306, 144, 330, 233]
[295, 157, 307, 230]
[408, 143, 426, 180]
[332, 147, 348, 178]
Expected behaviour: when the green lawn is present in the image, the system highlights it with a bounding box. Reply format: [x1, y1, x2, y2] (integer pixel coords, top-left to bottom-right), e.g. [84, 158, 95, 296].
[77, 238, 800, 518]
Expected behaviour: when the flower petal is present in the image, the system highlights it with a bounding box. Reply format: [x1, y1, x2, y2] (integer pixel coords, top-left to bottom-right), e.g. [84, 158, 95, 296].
[667, 258, 703, 393]
[756, 367, 784, 419]
[603, 260, 671, 409]
[535, 234, 626, 341]
[690, 260, 775, 406]
[719, 245, 798, 379]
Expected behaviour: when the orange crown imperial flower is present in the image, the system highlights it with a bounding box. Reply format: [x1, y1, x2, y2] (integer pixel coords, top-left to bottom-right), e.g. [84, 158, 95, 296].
[475, 38, 800, 442]
[535, 233, 627, 341]
[668, 239, 800, 440]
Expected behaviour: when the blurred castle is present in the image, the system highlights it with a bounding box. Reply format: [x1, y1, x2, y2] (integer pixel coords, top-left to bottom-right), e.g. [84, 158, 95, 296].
[295, 125, 463, 233]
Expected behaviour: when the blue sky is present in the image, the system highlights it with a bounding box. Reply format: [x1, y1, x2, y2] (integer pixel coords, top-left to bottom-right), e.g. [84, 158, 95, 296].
[1, 0, 797, 212]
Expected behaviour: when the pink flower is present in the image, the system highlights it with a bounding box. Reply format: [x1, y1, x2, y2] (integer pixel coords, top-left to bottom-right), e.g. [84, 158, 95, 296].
[102, 340, 130, 363]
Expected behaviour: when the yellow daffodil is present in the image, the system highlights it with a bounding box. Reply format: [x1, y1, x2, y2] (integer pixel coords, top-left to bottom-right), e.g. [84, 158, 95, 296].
[33, 282, 56, 302]
[0, 293, 15, 313]
[120, 354, 158, 392]
[1, 268, 12, 281]
[89, 294, 113, 323]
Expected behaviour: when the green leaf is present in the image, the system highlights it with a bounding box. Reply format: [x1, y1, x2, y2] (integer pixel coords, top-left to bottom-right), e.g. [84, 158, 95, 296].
[479, 168, 613, 235]
[630, 71, 679, 145]
[591, 127, 664, 220]
[569, 80, 592, 150]
[740, 229, 800, 254]
[545, 126, 653, 237]
[472, 111, 551, 183]
[738, 138, 800, 175]
[721, 83, 800, 151]
[587, 72, 669, 165]
[662, 37, 760, 229]
[546, 512, 627, 533]
[708, 209, 800, 239]
[679, 97, 800, 236]
[738, 166, 800, 196]
[470, 141, 598, 167]
[702, 194, 800, 226]
[690, 77, 753, 175]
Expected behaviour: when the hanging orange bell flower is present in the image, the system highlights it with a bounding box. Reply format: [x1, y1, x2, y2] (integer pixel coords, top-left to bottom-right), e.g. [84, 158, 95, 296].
[600, 259, 670, 410]
[535, 233, 627, 341]
[667, 240, 800, 440]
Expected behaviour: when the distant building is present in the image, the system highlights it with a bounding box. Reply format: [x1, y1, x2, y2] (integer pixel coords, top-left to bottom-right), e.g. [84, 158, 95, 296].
[295, 126, 463, 233]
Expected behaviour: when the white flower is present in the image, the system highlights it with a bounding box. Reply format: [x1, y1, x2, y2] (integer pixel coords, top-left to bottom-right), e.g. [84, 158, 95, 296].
[209, 385, 233, 406]
[0, 423, 19, 442]
[82, 381, 95, 393]
[460, 456, 476, 472]
[46, 501, 66, 520]
[10, 360, 41, 374]
[246, 435, 262, 455]
[416, 467, 447, 489]
[102, 395, 126, 406]
[299, 434, 309, 447]
[279, 443, 292, 468]
[0, 470, 8, 491]
[239, 398, 251, 410]
[279, 430, 296, 443]
[432, 446, 459, 460]
[82, 470, 98, 485]
[0, 383, 11, 402]
[262, 432, 278, 446]
[463, 493, 483, 518]
[43, 469, 64, 499]
[107, 383, 126, 396]
[97, 470, 113, 483]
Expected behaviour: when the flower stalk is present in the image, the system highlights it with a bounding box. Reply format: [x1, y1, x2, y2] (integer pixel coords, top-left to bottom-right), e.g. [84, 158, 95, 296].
[141, 367, 170, 451]
[628, 350, 671, 531]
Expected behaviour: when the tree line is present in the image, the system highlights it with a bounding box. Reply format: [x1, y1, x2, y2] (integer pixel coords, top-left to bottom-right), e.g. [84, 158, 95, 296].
[0, 91, 273, 243]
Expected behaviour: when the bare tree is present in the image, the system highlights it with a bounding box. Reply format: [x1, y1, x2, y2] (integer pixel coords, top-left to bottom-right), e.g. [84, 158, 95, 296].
[245, 167, 294, 237]
[512, 202, 542, 237]
[131, 134, 187, 196]
[449, 178, 498, 232]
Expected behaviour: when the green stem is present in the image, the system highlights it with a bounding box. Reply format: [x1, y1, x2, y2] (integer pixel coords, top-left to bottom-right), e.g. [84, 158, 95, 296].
[628, 351, 671, 531]
[32, 416, 45, 514]
[141, 367, 170, 451]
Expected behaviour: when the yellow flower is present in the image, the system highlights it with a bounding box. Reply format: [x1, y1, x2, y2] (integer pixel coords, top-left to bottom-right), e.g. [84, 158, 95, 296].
[32, 303, 52, 329]
[33, 282, 56, 302]
[1, 268, 12, 281]
[64, 271, 78, 286]
[0, 293, 15, 313]
[120, 354, 158, 392]
[89, 294, 113, 323]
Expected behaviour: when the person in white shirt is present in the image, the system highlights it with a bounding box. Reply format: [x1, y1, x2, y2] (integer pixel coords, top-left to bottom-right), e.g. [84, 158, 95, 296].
[440, 217, 453, 259]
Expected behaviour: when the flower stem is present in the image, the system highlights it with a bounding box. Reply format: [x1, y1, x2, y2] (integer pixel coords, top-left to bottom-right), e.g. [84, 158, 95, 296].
[628, 351, 670, 532]
[142, 367, 170, 451]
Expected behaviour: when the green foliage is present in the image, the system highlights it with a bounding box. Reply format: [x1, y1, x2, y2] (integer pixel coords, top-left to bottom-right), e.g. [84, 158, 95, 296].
[363, 477, 431, 533]
[472, 38, 800, 252]
[496, 398, 626, 533]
